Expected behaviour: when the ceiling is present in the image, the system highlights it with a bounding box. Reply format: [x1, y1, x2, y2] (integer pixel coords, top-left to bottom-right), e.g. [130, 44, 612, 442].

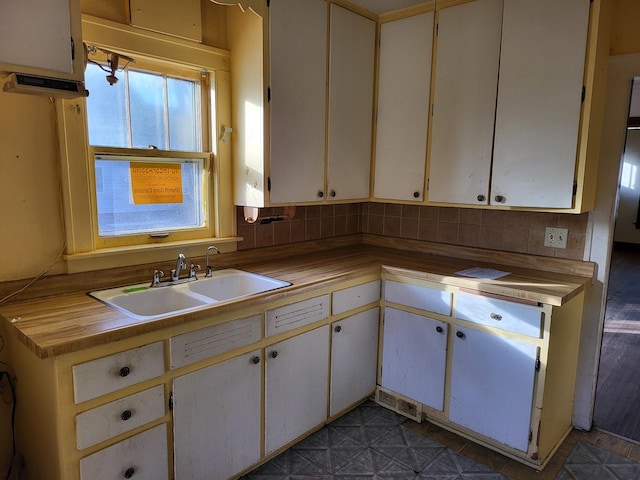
[348, 0, 429, 14]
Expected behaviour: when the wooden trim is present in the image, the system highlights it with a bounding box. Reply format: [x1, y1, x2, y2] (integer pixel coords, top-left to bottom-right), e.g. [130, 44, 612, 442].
[379, 1, 435, 23]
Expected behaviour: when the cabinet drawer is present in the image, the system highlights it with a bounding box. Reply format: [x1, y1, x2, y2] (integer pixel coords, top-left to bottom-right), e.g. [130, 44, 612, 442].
[455, 291, 543, 338]
[332, 280, 380, 315]
[76, 385, 165, 450]
[79, 423, 168, 480]
[169, 315, 262, 369]
[72, 342, 164, 404]
[266, 295, 330, 337]
[384, 280, 452, 316]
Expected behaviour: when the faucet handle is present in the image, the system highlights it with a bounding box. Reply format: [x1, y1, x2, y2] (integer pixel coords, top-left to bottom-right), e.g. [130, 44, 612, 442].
[189, 264, 201, 279]
[151, 270, 164, 287]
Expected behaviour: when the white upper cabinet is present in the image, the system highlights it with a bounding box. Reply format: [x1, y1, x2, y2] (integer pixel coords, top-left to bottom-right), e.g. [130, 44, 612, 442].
[428, 0, 503, 205]
[0, 0, 85, 81]
[491, 0, 590, 208]
[268, 0, 328, 204]
[374, 11, 434, 202]
[327, 5, 376, 201]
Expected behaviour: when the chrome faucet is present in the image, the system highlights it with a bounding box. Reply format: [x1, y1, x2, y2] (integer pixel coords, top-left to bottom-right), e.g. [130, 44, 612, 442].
[205, 246, 220, 277]
[171, 253, 188, 282]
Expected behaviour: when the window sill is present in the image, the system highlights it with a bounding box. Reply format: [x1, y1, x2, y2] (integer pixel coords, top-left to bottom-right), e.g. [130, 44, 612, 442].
[64, 237, 241, 273]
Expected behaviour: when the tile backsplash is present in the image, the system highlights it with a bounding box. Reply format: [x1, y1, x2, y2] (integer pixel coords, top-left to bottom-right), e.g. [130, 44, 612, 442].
[237, 203, 588, 260]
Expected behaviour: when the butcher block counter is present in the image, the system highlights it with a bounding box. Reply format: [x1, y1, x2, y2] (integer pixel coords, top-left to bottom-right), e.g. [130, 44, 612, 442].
[0, 235, 595, 479]
[0, 236, 593, 359]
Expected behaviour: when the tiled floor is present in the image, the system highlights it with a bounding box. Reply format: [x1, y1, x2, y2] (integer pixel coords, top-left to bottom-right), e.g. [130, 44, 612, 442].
[243, 400, 640, 480]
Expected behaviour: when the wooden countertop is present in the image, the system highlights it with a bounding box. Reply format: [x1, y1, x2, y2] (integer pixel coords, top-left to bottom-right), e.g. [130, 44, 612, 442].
[0, 241, 594, 359]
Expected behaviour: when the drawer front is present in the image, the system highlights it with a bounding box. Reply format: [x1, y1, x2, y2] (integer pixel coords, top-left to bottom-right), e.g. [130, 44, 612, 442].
[455, 291, 543, 337]
[384, 280, 452, 316]
[266, 295, 330, 337]
[332, 280, 381, 315]
[73, 342, 165, 404]
[169, 315, 262, 369]
[76, 385, 165, 450]
[79, 423, 168, 480]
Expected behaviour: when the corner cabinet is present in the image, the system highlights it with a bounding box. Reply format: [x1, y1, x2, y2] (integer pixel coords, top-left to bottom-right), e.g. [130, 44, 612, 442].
[0, 0, 85, 81]
[373, 8, 434, 202]
[427, 0, 597, 211]
[231, 0, 376, 206]
[377, 274, 585, 470]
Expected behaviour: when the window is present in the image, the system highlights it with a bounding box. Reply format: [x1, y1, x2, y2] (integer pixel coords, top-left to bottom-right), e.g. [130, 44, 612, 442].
[83, 57, 212, 244]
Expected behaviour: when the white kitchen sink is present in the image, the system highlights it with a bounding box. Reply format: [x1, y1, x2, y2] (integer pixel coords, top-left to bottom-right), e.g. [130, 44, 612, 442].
[89, 269, 291, 320]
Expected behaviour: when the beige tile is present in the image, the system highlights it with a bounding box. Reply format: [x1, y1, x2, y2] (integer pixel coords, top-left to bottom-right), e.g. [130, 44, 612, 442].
[321, 205, 335, 218]
[458, 223, 480, 247]
[479, 224, 504, 251]
[306, 218, 321, 240]
[237, 224, 255, 250]
[307, 205, 322, 219]
[502, 227, 529, 254]
[273, 221, 291, 245]
[320, 217, 334, 238]
[334, 204, 348, 216]
[361, 212, 369, 233]
[420, 205, 439, 221]
[369, 202, 385, 216]
[527, 228, 555, 257]
[460, 208, 482, 225]
[437, 222, 459, 244]
[418, 219, 438, 242]
[334, 215, 347, 236]
[346, 202, 360, 216]
[529, 212, 560, 229]
[385, 203, 402, 217]
[368, 215, 384, 235]
[555, 233, 586, 260]
[557, 212, 589, 233]
[290, 219, 306, 243]
[504, 210, 532, 229]
[480, 209, 506, 227]
[402, 204, 420, 219]
[255, 223, 274, 247]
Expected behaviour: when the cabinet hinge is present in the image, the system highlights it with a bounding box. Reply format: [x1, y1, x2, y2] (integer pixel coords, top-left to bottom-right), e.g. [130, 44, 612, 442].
[581, 85, 586, 103]
[267, 176, 271, 192]
[169, 392, 174, 411]
[267, 0, 270, 7]
[267, 86, 271, 103]
[529, 430, 533, 442]
[427, 178, 430, 191]
[573, 182, 578, 196]
[435, 22, 439, 37]
[535, 358, 541, 372]
[70, 37, 75, 60]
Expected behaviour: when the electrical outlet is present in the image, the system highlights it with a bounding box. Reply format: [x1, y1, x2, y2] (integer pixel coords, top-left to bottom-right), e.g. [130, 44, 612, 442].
[544, 227, 568, 249]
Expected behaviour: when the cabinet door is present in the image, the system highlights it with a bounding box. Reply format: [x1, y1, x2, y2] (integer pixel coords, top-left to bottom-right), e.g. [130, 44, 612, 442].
[269, 0, 327, 203]
[265, 326, 329, 454]
[449, 327, 537, 452]
[428, 0, 503, 205]
[491, 0, 590, 208]
[330, 308, 379, 416]
[327, 5, 376, 201]
[380, 307, 448, 411]
[374, 12, 434, 202]
[173, 350, 261, 479]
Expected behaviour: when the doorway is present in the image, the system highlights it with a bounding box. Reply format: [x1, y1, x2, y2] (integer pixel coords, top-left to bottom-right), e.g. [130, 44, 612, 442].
[593, 77, 640, 441]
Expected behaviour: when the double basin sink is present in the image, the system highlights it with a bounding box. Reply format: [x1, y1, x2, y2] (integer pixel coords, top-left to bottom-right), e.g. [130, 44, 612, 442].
[89, 269, 291, 321]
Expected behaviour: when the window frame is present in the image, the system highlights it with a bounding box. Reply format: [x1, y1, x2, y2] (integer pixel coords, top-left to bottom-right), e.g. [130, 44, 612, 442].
[58, 15, 236, 273]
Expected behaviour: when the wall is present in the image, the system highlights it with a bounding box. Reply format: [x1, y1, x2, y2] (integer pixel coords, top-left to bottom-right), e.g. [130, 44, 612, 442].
[614, 129, 640, 243]
[610, 0, 640, 55]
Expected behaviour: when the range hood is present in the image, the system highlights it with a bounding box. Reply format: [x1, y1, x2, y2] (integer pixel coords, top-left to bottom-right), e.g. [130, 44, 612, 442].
[3, 72, 88, 99]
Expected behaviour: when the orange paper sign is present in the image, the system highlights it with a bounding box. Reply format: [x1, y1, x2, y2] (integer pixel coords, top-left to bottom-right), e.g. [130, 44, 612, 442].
[130, 163, 183, 204]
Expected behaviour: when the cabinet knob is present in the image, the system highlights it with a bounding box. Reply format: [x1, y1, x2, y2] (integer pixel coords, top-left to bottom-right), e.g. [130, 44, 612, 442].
[477, 194, 486, 202]
[436, 326, 444, 333]
[121, 410, 132, 421]
[270, 351, 278, 359]
[119, 366, 131, 377]
[124, 467, 135, 478]
[456, 331, 465, 339]
[317, 191, 324, 198]
[334, 325, 342, 333]
[494, 195, 506, 203]
[251, 356, 261, 364]
[413, 191, 420, 198]
[330, 190, 336, 198]
[490, 313, 503, 321]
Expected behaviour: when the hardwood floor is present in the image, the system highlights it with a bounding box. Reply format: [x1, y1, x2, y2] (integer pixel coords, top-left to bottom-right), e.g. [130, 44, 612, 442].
[593, 244, 640, 440]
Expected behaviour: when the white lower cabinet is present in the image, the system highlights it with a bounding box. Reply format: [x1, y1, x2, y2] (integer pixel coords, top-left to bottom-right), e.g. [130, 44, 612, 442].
[380, 307, 448, 411]
[79, 424, 168, 480]
[330, 307, 380, 416]
[449, 326, 538, 452]
[265, 325, 330, 454]
[172, 349, 262, 480]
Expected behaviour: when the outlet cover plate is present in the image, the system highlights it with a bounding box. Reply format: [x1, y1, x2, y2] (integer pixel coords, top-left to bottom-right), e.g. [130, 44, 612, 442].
[544, 227, 568, 249]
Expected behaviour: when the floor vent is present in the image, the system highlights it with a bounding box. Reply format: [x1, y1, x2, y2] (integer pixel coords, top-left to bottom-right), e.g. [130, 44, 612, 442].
[375, 386, 422, 423]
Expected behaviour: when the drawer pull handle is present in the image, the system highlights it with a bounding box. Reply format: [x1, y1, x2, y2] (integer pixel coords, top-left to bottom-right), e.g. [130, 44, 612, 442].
[490, 313, 503, 321]
[124, 467, 135, 478]
[494, 195, 506, 203]
[121, 410, 132, 421]
[270, 351, 278, 359]
[119, 366, 131, 377]
[456, 331, 465, 339]
[436, 326, 443, 334]
[477, 194, 486, 202]
[317, 190, 324, 198]
[334, 325, 342, 333]
[330, 190, 336, 198]
[413, 191, 420, 198]
[251, 356, 260, 365]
